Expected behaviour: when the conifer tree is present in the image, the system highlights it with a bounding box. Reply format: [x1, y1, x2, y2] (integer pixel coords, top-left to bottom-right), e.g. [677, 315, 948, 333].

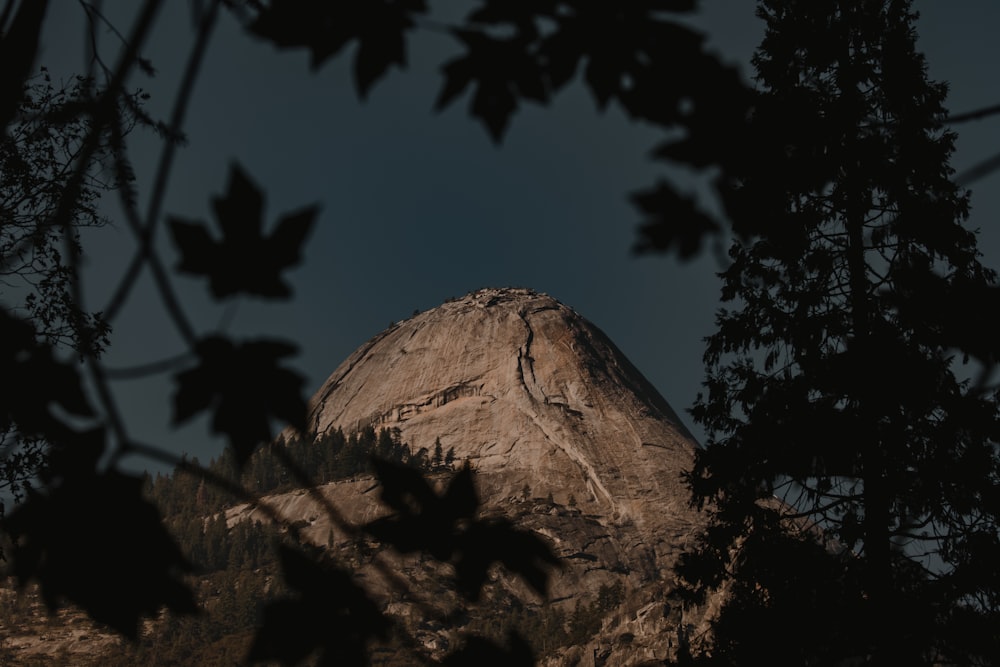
[681, 1, 1000, 663]
[432, 437, 444, 470]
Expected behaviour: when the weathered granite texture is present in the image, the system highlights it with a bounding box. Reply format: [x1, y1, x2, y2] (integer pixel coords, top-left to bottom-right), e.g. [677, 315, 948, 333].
[311, 288, 698, 522]
[279, 287, 713, 664]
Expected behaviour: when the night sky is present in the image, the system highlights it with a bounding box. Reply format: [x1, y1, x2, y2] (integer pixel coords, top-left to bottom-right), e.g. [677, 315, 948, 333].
[34, 2, 1000, 472]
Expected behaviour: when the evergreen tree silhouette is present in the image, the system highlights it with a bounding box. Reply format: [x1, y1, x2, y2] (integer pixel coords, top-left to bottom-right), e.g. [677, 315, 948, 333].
[678, 1, 1000, 664]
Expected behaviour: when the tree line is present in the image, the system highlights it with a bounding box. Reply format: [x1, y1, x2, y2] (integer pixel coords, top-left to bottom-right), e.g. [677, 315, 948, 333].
[4, 425, 608, 666]
[149, 426, 457, 517]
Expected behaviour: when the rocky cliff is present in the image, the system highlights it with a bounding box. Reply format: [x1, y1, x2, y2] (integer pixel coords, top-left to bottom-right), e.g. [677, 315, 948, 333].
[272, 287, 711, 664]
[0, 287, 714, 665]
[311, 287, 697, 521]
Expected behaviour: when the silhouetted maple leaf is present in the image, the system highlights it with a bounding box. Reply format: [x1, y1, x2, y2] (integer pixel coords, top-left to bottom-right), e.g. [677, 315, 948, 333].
[436, 29, 548, 143]
[537, 2, 702, 115]
[168, 163, 317, 299]
[0, 309, 93, 444]
[172, 335, 307, 465]
[436, 1, 718, 143]
[247, 0, 427, 98]
[365, 457, 477, 559]
[4, 470, 197, 638]
[631, 180, 720, 259]
[364, 459, 559, 600]
[38, 426, 106, 486]
[248, 545, 388, 666]
[453, 516, 559, 600]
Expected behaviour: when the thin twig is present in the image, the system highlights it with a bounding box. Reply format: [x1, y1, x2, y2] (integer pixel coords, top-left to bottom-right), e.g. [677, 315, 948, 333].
[103, 0, 220, 345]
[946, 102, 1000, 125]
[103, 106, 199, 348]
[956, 151, 1000, 187]
[54, 0, 165, 464]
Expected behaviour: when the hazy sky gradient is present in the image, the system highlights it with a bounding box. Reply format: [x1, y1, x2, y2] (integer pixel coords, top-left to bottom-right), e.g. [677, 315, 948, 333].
[34, 2, 1000, 471]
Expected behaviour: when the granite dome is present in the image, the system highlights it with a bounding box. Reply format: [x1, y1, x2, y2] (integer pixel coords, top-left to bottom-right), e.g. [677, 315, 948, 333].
[288, 287, 711, 664]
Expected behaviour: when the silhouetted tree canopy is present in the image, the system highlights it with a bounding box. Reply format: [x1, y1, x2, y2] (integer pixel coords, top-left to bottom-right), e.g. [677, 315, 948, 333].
[678, 1, 1000, 664]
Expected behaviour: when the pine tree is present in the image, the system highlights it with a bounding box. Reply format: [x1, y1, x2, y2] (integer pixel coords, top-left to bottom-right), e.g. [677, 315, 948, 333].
[431, 437, 444, 470]
[682, 1, 1000, 664]
[194, 480, 208, 511]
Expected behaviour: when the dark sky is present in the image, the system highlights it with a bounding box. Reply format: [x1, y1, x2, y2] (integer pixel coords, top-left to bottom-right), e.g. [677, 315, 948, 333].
[34, 2, 1000, 472]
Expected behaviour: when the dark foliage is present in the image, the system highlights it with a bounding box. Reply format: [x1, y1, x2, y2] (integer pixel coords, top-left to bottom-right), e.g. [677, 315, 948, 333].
[0, 70, 118, 356]
[631, 181, 720, 259]
[168, 163, 317, 300]
[0, 55, 145, 501]
[248, 0, 428, 99]
[678, 1, 1000, 664]
[365, 458, 560, 601]
[248, 544, 390, 666]
[114, 436, 561, 665]
[172, 335, 308, 465]
[4, 469, 196, 638]
[4, 0, 998, 665]
[0, 309, 92, 444]
[245, 0, 751, 256]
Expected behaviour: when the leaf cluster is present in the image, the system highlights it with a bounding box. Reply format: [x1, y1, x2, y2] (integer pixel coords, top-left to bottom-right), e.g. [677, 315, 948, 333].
[365, 458, 560, 602]
[4, 457, 196, 639]
[248, 544, 390, 666]
[243, 0, 751, 259]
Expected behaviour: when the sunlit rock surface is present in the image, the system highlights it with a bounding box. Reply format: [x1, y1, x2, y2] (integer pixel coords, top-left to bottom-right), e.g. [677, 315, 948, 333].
[276, 287, 711, 664]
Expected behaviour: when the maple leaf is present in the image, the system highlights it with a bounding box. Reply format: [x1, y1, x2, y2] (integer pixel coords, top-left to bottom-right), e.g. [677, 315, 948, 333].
[435, 29, 548, 143]
[364, 459, 560, 600]
[247, 0, 427, 98]
[534, 2, 710, 123]
[4, 470, 197, 638]
[168, 163, 317, 300]
[0, 309, 93, 445]
[631, 180, 720, 259]
[172, 335, 307, 465]
[247, 545, 388, 666]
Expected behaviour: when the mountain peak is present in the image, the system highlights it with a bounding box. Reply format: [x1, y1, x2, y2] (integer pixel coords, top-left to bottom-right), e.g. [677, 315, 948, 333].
[287, 288, 710, 662]
[308, 284, 698, 522]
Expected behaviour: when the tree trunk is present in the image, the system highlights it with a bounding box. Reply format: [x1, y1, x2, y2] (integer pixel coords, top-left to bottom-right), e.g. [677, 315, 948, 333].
[846, 175, 890, 664]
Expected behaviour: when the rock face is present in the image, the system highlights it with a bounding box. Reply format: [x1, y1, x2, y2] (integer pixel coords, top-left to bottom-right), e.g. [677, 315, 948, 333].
[311, 287, 697, 516]
[288, 287, 710, 664]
